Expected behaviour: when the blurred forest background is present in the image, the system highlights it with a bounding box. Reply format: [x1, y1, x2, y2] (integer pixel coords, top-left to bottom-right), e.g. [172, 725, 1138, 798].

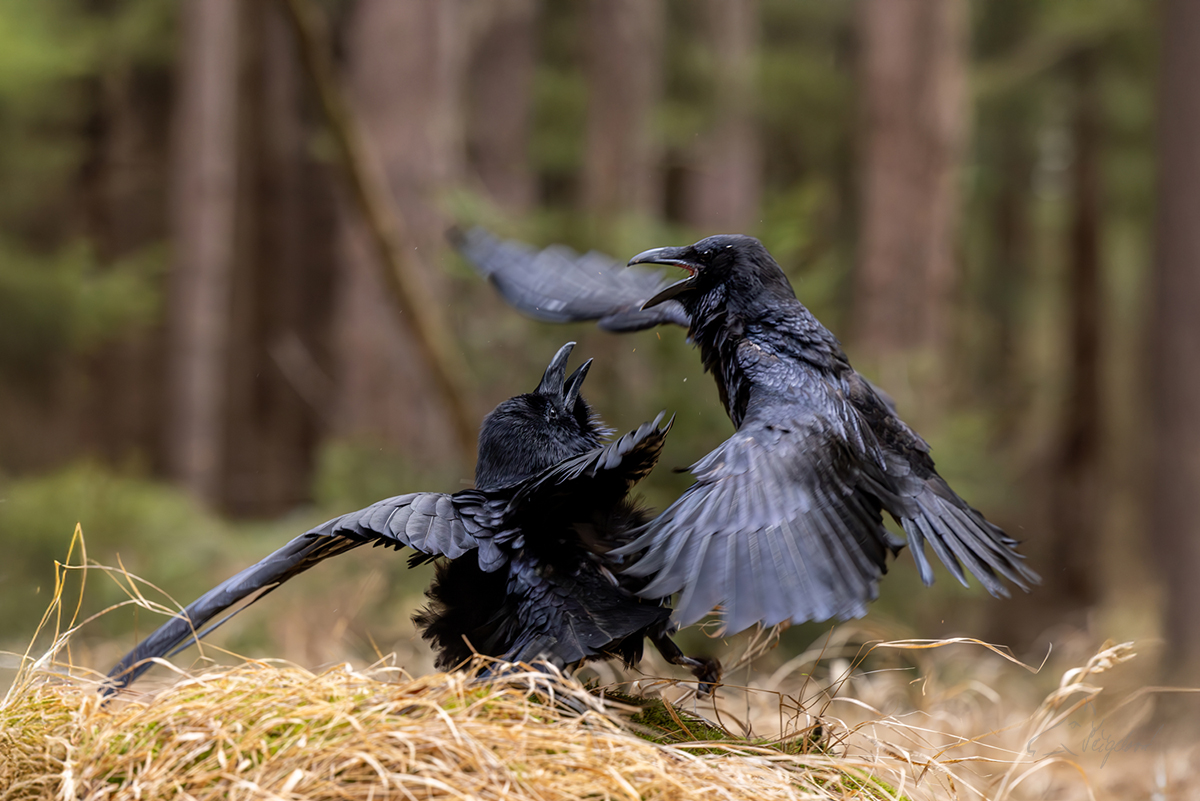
[1, 0, 1198, 687]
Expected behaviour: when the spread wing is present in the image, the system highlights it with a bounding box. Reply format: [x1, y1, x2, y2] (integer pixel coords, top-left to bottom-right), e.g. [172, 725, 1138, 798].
[615, 416, 899, 634]
[886, 457, 1040, 596]
[511, 413, 671, 513]
[453, 227, 689, 331]
[105, 491, 498, 692]
[313, 490, 497, 561]
[845, 370, 1039, 596]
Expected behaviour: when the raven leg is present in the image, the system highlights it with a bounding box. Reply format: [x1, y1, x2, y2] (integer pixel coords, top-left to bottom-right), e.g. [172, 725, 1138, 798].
[649, 625, 721, 695]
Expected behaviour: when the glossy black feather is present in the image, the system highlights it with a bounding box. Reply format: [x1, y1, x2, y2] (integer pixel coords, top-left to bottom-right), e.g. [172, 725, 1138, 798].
[106, 344, 718, 692]
[464, 230, 1039, 633]
[454, 227, 690, 331]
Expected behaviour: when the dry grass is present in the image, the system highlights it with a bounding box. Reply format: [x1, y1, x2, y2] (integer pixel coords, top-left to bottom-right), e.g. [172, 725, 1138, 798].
[3, 528, 1198, 800]
[4, 660, 917, 801]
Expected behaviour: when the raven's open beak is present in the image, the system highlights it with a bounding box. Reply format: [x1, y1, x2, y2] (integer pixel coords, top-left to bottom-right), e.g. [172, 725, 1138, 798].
[641, 275, 696, 309]
[563, 358, 592, 409]
[629, 246, 700, 309]
[535, 341, 575, 398]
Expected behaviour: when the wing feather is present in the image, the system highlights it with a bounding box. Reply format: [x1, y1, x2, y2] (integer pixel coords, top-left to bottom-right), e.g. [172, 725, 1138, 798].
[454, 227, 690, 331]
[616, 416, 895, 632]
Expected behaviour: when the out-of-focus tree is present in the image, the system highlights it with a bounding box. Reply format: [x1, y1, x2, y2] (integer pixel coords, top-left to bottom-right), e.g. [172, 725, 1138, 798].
[1048, 49, 1103, 612]
[163, 0, 240, 507]
[1150, 0, 1200, 672]
[582, 0, 665, 222]
[331, 0, 467, 469]
[681, 0, 761, 232]
[0, 0, 1180, 663]
[466, 0, 538, 212]
[220, 0, 330, 515]
[853, 0, 968, 386]
[964, 0, 1157, 646]
[0, 1, 171, 474]
[968, 0, 1037, 424]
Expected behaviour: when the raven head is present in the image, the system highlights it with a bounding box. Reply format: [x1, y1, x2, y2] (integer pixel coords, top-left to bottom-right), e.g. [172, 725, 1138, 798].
[474, 342, 609, 491]
[630, 234, 789, 312]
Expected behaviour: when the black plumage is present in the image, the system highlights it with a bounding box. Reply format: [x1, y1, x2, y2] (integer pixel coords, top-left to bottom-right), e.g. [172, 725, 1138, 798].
[454, 227, 690, 331]
[106, 343, 718, 692]
[458, 230, 1039, 634]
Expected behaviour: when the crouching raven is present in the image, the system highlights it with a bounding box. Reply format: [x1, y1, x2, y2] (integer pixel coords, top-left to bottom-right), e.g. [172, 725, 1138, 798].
[106, 343, 719, 693]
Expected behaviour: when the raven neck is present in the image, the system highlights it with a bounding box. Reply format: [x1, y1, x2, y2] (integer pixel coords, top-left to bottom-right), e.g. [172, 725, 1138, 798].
[688, 299, 754, 429]
[686, 286, 850, 430]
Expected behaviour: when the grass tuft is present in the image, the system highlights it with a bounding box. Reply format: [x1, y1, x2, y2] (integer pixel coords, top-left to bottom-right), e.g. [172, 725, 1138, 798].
[3, 531, 1199, 800]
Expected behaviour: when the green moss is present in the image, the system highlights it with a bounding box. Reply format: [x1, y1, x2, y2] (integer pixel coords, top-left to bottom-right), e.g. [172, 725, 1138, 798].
[601, 690, 828, 758]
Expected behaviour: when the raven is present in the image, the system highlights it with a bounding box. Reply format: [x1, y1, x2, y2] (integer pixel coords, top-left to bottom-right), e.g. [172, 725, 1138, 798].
[457, 230, 1039, 634]
[106, 343, 719, 692]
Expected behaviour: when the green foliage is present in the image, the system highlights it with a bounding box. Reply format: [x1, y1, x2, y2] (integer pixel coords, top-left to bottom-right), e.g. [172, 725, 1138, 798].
[0, 462, 231, 641]
[0, 0, 174, 381]
[530, 3, 587, 183]
[758, 0, 855, 185]
[0, 0, 95, 224]
[0, 239, 163, 374]
[0, 0, 174, 227]
[312, 440, 462, 513]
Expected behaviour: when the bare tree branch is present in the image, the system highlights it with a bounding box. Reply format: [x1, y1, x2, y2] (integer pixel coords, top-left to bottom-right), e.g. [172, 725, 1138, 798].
[280, 0, 477, 461]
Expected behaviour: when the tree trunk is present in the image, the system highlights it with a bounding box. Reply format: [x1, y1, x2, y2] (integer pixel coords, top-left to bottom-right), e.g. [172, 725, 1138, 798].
[164, 0, 241, 506]
[1049, 50, 1103, 611]
[972, 0, 1036, 424]
[331, 0, 466, 464]
[986, 114, 1034, 430]
[853, 0, 967, 369]
[582, 0, 665, 220]
[467, 0, 538, 212]
[683, 0, 762, 232]
[220, 0, 323, 516]
[1151, 0, 1200, 671]
[72, 61, 173, 473]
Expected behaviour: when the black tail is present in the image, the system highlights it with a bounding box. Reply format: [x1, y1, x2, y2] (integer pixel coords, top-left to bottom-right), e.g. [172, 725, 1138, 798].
[104, 533, 360, 693]
[900, 477, 1040, 596]
[413, 557, 516, 669]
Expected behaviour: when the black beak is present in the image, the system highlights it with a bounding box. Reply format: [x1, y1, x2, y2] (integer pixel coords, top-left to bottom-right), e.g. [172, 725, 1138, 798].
[629, 246, 700, 309]
[642, 275, 696, 309]
[628, 246, 698, 271]
[535, 342, 575, 399]
[563, 358, 592, 409]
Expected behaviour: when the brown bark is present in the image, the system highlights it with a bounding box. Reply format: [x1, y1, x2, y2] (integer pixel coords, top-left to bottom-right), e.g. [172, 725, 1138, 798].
[683, 0, 762, 232]
[1049, 51, 1103, 610]
[1151, 0, 1200, 670]
[164, 0, 241, 506]
[72, 66, 173, 472]
[221, 0, 320, 515]
[987, 115, 1034, 418]
[467, 0, 538, 211]
[853, 0, 968, 363]
[329, 0, 470, 463]
[582, 0, 666, 220]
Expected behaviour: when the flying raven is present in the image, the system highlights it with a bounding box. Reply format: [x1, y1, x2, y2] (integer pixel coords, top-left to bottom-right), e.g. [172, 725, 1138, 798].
[457, 229, 1039, 634]
[106, 343, 719, 692]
